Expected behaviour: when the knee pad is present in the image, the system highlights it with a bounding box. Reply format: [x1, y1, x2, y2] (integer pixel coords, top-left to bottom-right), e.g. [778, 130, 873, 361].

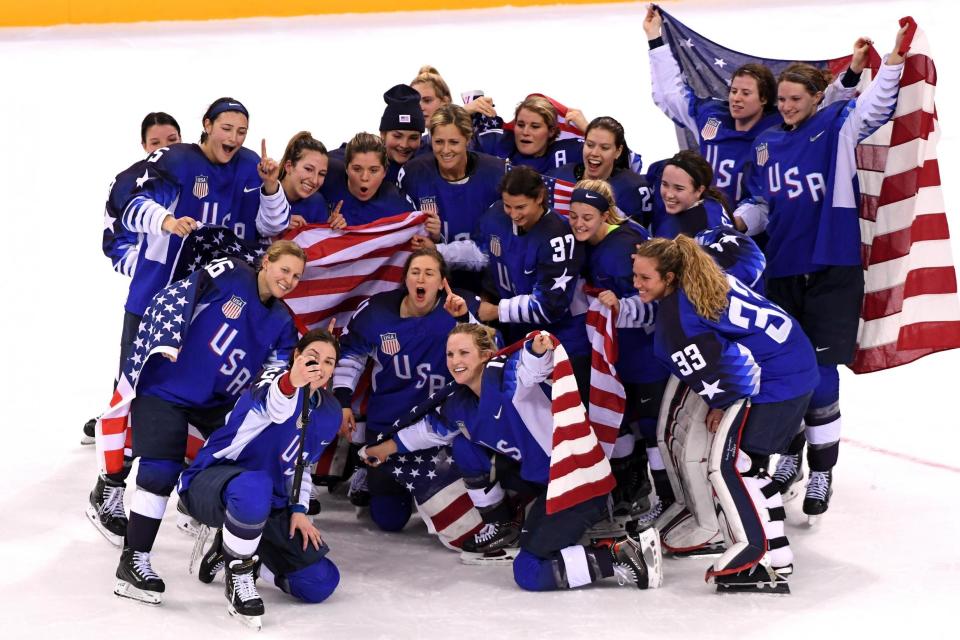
[369, 493, 413, 532]
[512, 550, 561, 592]
[451, 435, 492, 478]
[285, 558, 340, 604]
[135, 458, 182, 496]
[224, 471, 273, 526]
[809, 365, 839, 411]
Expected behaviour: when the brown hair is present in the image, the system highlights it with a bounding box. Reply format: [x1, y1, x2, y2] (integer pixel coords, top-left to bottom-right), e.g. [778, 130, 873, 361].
[449, 323, 498, 355]
[402, 247, 449, 282]
[290, 327, 340, 365]
[429, 104, 473, 140]
[634, 235, 729, 320]
[345, 132, 387, 167]
[662, 150, 730, 212]
[514, 95, 560, 144]
[731, 63, 778, 113]
[778, 63, 831, 98]
[279, 131, 328, 180]
[573, 178, 626, 224]
[411, 65, 452, 103]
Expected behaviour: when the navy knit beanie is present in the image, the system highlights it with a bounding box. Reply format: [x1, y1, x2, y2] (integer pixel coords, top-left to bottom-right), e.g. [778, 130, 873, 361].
[380, 84, 425, 132]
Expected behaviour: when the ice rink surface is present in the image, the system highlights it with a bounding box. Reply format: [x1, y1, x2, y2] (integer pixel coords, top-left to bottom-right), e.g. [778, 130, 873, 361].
[1, 0, 958, 637]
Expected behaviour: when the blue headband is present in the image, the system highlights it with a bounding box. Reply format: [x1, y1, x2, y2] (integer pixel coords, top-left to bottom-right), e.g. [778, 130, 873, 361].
[571, 187, 610, 213]
[206, 99, 249, 122]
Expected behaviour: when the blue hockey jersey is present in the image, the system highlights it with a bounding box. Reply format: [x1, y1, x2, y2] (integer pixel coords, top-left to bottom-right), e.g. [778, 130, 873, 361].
[320, 157, 414, 226]
[135, 257, 298, 409]
[120, 143, 262, 315]
[178, 370, 341, 511]
[103, 158, 149, 276]
[332, 287, 481, 435]
[547, 164, 656, 224]
[398, 151, 506, 242]
[480, 132, 583, 175]
[654, 276, 818, 408]
[695, 226, 766, 292]
[652, 198, 732, 240]
[474, 204, 588, 355]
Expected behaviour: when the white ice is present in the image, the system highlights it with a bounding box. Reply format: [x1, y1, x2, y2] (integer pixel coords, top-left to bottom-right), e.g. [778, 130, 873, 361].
[1, 0, 958, 638]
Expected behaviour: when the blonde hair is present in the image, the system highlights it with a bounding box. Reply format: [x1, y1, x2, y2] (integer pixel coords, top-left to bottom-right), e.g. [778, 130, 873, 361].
[429, 104, 473, 140]
[634, 235, 729, 320]
[514, 95, 559, 143]
[411, 65, 452, 103]
[449, 323, 498, 355]
[262, 239, 307, 267]
[573, 178, 626, 224]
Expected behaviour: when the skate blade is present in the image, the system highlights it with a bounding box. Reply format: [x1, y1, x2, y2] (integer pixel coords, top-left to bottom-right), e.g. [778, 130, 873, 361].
[188, 525, 212, 576]
[716, 581, 790, 595]
[459, 548, 518, 566]
[86, 506, 123, 548]
[228, 605, 263, 630]
[806, 513, 822, 526]
[114, 579, 162, 605]
[638, 530, 664, 589]
[80, 435, 96, 446]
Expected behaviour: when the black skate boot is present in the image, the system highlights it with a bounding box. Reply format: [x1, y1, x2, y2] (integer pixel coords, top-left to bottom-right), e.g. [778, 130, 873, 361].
[715, 560, 791, 594]
[86, 475, 128, 547]
[81, 418, 97, 445]
[610, 528, 663, 589]
[114, 547, 165, 605]
[175, 499, 202, 538]
[803, 470, 833, 524]
[347, 467, 371, 508]
[225, 556, 265, 629]
[771, 453, 804, 502]
[461, 521, 522, 554]
[610, 456, 652, 518]
[199, 529, 226, 584]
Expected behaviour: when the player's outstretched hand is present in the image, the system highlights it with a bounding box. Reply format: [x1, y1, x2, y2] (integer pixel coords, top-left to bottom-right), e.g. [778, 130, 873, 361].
[288, 214, 307, 230]
[478, 300, 499, 322]
[850, 37, 874, 73]
[530, 332, 555, 355]
[887, 19, 913, 65]
[564, 108, 588, 132]
[442, 281, 468, 317]
[643, 4, 663, 40]
[411, 234, 436, 251]
[328, 200, 347, 231]
[289, 512, 323, 551]
[424, 211, 442, 241]
[361, 441, 397, 467]
[290, 353, 323, 389]
[597, 290, 621, 314]
[464, 95, 497, 118]
[162, 215, 198, 238]
[258, 139, 281, 195]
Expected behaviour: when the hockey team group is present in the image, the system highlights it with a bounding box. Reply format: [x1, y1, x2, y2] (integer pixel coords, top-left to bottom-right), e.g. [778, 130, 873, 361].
[80, 5, 915, 630]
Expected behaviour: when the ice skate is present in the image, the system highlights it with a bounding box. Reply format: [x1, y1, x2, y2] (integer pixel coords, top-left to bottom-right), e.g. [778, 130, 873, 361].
[86, 474, 127, 547]
[114, 547, 165, 605]
[714, 559, 791, 594]
[459, 546, 519, 565]
[225, 556, 264, 630]
[347, 467, 370, 510]
[175, 500, 202, 538]
[192, 527, 225, 584]
[803, 470, 833, 525]
[610, 528, 662, 589]
[771, 453, 804, 502]
[626, 497, 672, 534]
[81, 417, 97, 445]
[461, 521, 521, 554]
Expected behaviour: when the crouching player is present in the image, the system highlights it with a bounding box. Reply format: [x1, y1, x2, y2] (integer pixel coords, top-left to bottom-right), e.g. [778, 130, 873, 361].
[364, 325, 664, 591]
[632, 235, 817, 592]
[177, 329, 343, 628]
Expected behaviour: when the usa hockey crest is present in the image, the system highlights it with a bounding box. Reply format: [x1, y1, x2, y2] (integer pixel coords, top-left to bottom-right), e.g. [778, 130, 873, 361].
[221, 295, 246, 319]
[380, 332, 401, 356]
[701, 117, 721, 141]
[755, 143, 769, 167]
[418, 196, 438, 216]
[490, 235, 502, 257]
[193, 175, 209, 199]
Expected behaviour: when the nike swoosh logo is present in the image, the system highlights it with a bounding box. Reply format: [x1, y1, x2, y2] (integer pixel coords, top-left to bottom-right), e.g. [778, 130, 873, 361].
[809, 131, 825, 142]
[244, 186, 260, 193]
[585, 193, 598, 199]
[523, 269, 535, 275]
[815, 346, 830, 352]
[494, 406, 502, 419]
[639, 397, 652, 404]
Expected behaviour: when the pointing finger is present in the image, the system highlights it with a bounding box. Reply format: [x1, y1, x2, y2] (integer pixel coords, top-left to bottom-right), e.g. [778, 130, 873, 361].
[327, 317, 336, 333]
[261, 138, 268, 160]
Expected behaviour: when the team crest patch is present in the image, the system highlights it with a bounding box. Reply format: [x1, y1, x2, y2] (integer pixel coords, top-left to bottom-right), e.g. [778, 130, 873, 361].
[193, 175, 209, 199]
[221, 295, 246, 319]
[418, 196, 438, 216]
[490, 235, 502, 257]
[755, 143, 769, 167]
[701, 117, 721, 141]
[380, 332, 401, 356]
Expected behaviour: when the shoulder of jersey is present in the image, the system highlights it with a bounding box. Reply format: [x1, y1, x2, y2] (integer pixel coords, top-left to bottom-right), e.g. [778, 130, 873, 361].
[545, 162, 577, 181]
[474, 152, 507, 174]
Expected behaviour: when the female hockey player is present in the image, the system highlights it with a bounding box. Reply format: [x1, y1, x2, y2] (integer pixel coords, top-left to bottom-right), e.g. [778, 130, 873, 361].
[481, 95, 586, 174]
[333, 248, 481, 541]
[643, 4, 871, 207]
[178, 328, 343, 628]
[83, 111, 183, 444]
[398, 104, 506, 290]
[652, 150, 732, 239]
[632, 235, 818, 592]
[252, 131, 331, 230]
[410, 66, 497, 153]
[548, 116, 656, 222]
[566, 180, 673, 521]
[363, 324, 664, 592]
[110, 240, 306, 606]
[731, 22, 909, 520]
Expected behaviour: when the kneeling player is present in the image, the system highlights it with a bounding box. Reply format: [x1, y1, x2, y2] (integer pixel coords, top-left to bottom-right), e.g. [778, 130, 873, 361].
[177, 329, 343, 628]
[364, 325, 663, 591]
[633, 236, 817, 592]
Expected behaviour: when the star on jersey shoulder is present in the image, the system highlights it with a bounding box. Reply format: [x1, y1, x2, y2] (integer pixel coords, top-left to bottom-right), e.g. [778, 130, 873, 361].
[698, 379, 725, 401]
[551, 268, 573, 292]
[135, 170, 151, 188]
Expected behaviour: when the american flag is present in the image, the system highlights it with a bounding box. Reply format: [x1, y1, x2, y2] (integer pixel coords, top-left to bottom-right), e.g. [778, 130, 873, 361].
[498, 333, 616, 515]
[542, 173, 576, 214]
[583, 294, 625, 458]
[658, 8, 960, 372]
[503, 93, 585, 141]
[96, 264, 206, 475]
[169, 225, 264, 283]
[280, 212, 427, 333]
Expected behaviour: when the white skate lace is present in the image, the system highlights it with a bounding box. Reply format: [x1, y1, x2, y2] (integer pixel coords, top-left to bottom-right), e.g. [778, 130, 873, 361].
[347, 468, 368, 497]
[132, 551, 160, 581]
[231, 568, 261, 602]
[806, 471, 830, 500]
[475, 523, 499, 544]
[773, 454, 799, 483]
[100, 484, 126, 519]
[613, 563, 637, 586]
[635, 500, 665, 524]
